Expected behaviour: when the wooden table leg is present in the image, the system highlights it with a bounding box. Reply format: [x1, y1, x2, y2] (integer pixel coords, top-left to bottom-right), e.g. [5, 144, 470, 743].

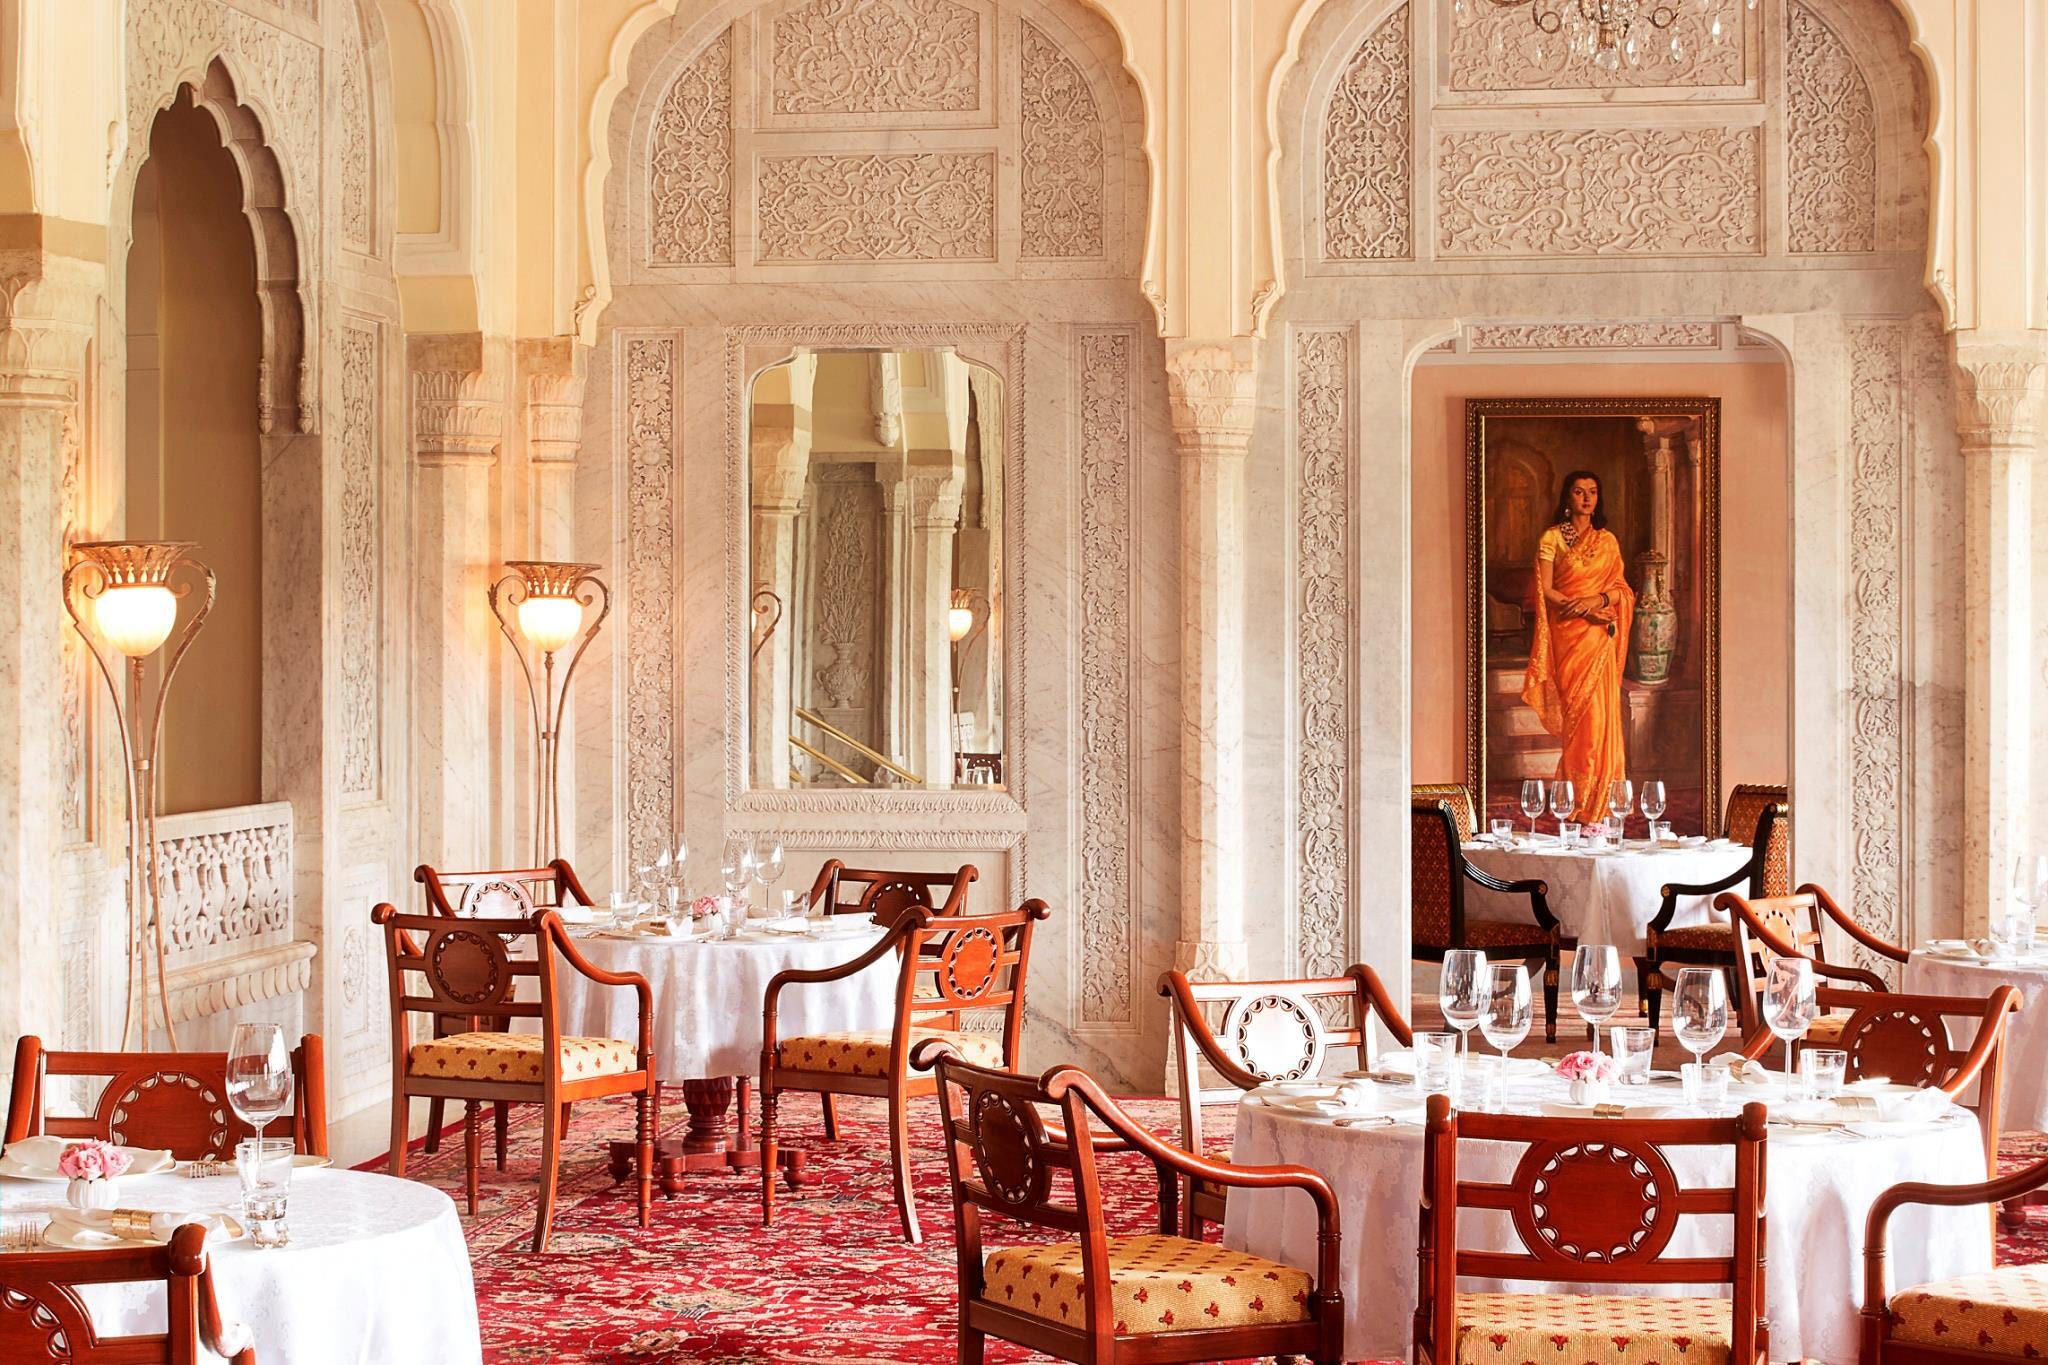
[607, 1079, 810, 1196]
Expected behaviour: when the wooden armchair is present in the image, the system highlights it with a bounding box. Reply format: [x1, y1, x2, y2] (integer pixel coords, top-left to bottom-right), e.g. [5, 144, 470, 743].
[1861, 1153, 2048, 1365]
[374, 901, 656, 1252]
[1723, 890, 1891, 1035]
[0, 1223, 254, 1364]
[1411, 800, 1562, 1042]
[1738, 984, 2021, 1179]
[1158, 965, 1411, 1237]
[415, 860, 598, 1163]
[920, 1045, 1346, 1365]
[1801, 881, 1913, 968]
[760, 898, 1050, 1244]
[1412, 782, 1479, 841]
[1635, 784, 1789, 1029]
[1417, 1094, 1770, 1365]
[6, 1034, 328, 1159]
[803, 859, 978, 925]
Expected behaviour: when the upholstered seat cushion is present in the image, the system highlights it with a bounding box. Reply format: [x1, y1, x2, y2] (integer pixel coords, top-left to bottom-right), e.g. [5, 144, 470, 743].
[1808, 1014, 1848, 1042]
[982, 1233, 1312, 1335]
[1888, 1264, 2048, 1355]
[775, 1028, 1001, 1077]
[407, 1031, 638, 1083]
[1453, 1291, 1732, 1365]
[1655, 923, 1736, 951]
[1461, 919, 1556, 950]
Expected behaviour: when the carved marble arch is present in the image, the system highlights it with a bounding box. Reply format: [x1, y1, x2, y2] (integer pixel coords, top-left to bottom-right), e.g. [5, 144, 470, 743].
[120, 58, 310, 437]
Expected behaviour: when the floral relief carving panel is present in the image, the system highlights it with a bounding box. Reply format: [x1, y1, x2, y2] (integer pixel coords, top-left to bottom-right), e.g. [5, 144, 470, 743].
[160, 817, 294, 954]
[1786, 3, 1877, 253]
[755, 153, 996, 262]
[1467, 322, 1723, 350]
[1076, 329, 1133, 1027]
[1294, 329, 1351, 980]
[1322, 5, 1410, 262]
[1436, 127, 1760, 257]
[1019, 21, 1103, 259]
[648, 29, 734, 267]
[768, 0, 980, 115]
[625, 337, 679, 872]
[337, 0, 371, 255]
[1445, 4, 1743, 91]
[337, 323, 380, 798]
[807, 467, 879, 714]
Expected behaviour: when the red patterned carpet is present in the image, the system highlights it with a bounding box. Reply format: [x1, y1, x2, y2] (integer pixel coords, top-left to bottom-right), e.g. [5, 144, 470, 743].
[375, 1094, 2048, 1364]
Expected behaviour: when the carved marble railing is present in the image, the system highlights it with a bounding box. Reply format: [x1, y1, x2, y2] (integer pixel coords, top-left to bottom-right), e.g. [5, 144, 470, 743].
[153, 802, 316, 1025]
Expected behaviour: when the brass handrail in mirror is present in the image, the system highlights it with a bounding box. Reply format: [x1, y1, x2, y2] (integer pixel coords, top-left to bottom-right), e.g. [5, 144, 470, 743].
[747, 347, 1006, 791]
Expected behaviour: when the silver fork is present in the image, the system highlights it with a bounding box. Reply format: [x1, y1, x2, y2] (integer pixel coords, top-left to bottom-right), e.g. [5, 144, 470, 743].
[1, 1216, 48, 1251]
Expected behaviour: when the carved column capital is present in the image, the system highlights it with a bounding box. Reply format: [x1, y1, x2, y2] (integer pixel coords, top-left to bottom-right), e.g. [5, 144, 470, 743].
[1955, 335, 2048, 454]
[522, 338, 588, 464]
[1165, 340, 1259, 457]
[908, 469, 965, 528]
[409, 334, 506, 465]
[0, 251, 102, 407]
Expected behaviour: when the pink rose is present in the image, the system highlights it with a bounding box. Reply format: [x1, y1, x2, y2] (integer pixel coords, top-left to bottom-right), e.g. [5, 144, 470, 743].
[1555, 1051, 1619, 1083]
[690, 895, 721, 921]
[57, 1139, 131, 1181]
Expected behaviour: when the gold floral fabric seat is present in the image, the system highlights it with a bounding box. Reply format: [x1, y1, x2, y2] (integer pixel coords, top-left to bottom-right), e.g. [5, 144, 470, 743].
[1658, 923, 1736, 951]
[982, 1233, 1312, 1335]
[1887, 1265, 2048, 1355]
[406, 1030, 637, 1084]
[775, 1028, 1002, 1078]
[1452, 1292, 1732, 1365]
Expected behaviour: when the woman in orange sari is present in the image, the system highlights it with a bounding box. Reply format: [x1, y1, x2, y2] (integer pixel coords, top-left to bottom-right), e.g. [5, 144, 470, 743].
[1522, 470, 1634, 824]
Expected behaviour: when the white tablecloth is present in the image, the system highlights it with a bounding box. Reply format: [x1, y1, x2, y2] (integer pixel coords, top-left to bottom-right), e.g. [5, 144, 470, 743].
[1463, 838, 1754, 955]
[5, 1168, 479, 1365]
[1224, 1069, 1989, 1364]
[1905, 948, 2048, 1131]
[555, 926, 896, 1082]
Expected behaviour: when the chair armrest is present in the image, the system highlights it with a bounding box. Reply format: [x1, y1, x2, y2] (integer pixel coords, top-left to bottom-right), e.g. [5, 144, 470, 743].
[1349, 964, 1415, 1049]
[1461, 864, 1558, 931]
[1934, 985, 2023, 1098]
[1864, 1151, 2048, 1313]
[1156, 972, 1265, 1094]
[1649, 862, 1756, 936]
[543, 916, 655, 1057]
[1800, 883, 1911, 964]
[1812, 960, 1890, 992]
[763, 913, 926, 1047]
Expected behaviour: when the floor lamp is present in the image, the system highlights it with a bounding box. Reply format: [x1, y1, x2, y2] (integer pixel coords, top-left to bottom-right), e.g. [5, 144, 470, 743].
[63, 540, 215, 1051]
[488, 560, 609, 866]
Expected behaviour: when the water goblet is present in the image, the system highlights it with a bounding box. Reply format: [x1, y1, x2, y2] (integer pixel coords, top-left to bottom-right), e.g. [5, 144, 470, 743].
[1549, 779, 1577, 832]
[226, 1023, 293, 1154]
[751, 837, 786, 917]
[1607, 779, 1635, 838]
[1438, 949, 1488, 1063]
[1640, 780, 1667, 828]
[1519, 780, 1548, 839]
[1671, 967, 1728, 1084]
[1762, 957, 1818, 1090]
[1476, 964, 1532, 1111]
[1569, 944, 1622, 1055]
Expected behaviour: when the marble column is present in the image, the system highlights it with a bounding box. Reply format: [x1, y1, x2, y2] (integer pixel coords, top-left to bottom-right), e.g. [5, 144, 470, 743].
[749, 360, 814, 790]
[1166, 340, 1257, 978]
[878, 474, 910, 765]
[0, 248, 100, 1059]
[519, 339, 588, 856]
[1955, 336, 2048, 931]
[408, 334, 507, 872]
[906, 471, 964, 787]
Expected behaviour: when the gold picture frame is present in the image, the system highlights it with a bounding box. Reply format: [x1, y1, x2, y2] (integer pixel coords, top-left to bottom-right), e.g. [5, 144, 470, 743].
[1463, 397, 1722, 834]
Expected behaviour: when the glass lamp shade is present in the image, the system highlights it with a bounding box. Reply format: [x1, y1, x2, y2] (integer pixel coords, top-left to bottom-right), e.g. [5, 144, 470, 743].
[947, 606, 975, 643]
[517, 595, 584, 653]
[93, 584, 179, 658]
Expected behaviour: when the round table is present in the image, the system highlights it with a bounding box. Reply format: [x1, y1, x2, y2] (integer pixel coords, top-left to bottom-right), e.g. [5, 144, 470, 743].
[1463, 837, 1753, 956]
[9, 1168, 479, 1364]
[1904, 947, 2048, 1130]
[555, 923, 894, 1189]
[1223, 1067, 1990, 1364]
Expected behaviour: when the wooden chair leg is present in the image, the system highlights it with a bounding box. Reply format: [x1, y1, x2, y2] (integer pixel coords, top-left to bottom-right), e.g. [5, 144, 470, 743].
[463, 1100, 481, 1215]
[821, 1093, 840, 1140]
[493, 1102, 509, 1171]
[887, 1087, 922, 1244]
[424, 1096, 445, 1154]
[557, 1103, 572, 1141]
[761, 1080, 780, 1227]
[636, 1084, 653, 1229]
[958, 1320, 985, 1365]
[1645, 966, 1665, 1033]
[388, 1091, 409, 1177]
[1540, 953, 1559, 1044]
[533, 1093, 562, 1254]
[1633, 957, 1653, 1017]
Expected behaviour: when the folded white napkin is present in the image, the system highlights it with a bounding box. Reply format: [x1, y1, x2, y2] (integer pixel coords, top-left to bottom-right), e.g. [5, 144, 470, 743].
[1709, 1053, 1773, 1085]
[1780, 1087, 1952, 1126]
[1, 1135, 175, 1177]
[1538, 1102, 1682, 1119]
[554, 903, 595, 925]
[48, 1208, 241, 1246]
[758, 915, 813, 935]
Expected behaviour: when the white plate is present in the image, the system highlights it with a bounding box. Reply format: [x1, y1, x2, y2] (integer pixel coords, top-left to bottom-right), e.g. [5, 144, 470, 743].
[42, 1213, 245, 1250]
[1264, 1094, 1379, 1120]
[0, 1146, 176, 1182]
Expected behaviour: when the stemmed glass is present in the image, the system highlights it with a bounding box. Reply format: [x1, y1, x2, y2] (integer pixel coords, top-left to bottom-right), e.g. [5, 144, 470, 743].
[752, 837, 787, 916]
[1640, 780, 1667, 834]
[1607, 779, 1635, 840]
[1763, 957, 1818, 1090]
[1519, 780, 1548, 840]
[2008, 853, 2048, 955]
[1476, 964, 1532, 1110]
[1569, 944, 1622, 1055]
[719, 837, 756, 936]
[1672, 966, 1729, 1073]
[226, 1023, 294, 1151]
[1549, 779, 1577, 833]
[1439, 949, 1488, 1062]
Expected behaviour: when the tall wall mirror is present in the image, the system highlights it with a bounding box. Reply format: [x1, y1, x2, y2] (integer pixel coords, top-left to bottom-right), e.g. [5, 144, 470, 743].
[747, 348, 1006, 791]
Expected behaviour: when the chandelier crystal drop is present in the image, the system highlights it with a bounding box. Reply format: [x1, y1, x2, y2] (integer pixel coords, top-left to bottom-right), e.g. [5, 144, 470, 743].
[1478, 0, 1695, 72]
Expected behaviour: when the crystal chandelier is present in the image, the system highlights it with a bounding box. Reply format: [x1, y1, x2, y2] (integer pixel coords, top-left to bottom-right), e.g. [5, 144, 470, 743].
[1462, 0, 1758, 72]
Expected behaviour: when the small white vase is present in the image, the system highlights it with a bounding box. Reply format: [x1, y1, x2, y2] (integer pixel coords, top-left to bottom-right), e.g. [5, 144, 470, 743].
[65, 1176, 121, 1212]
[1568, 1078, 1610, 1106]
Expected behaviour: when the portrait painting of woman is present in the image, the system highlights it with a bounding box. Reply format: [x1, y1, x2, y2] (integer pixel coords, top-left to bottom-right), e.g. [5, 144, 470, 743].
[1522, 471, 1634, 824]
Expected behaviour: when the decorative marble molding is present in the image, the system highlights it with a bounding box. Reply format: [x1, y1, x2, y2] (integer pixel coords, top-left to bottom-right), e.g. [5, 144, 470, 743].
[768, 0, 980, 116]
[156, 803, 294, 954]
[624, 334, 679, 871]
[756, 153, 996, 262]
[0, 252, 101, 403]
[337, 322, 381, 799]
[1436, 127, 1760, 257]
[527, 370, 588, 464]
[1465, 321, 1724, 351]
[1165, 345, 1258, 453]
[1846, 320, 1908, 981]
[1786, 4, 1877, 254]
[808, 471, 878, 710]
[647, 28, 733, 267]
[1076, 329, 1134, 1027]
[1953, 344, 2048, 452]
[59, 403, 87, 843]
[412, 363, 505, 464]
[1294, 328, 1352, 980]
[161, 941, 318, 1027]
[1019, 21, 1104, 259]
[1321, 5, 1410, 262]
[337, 0, 372, 255]
[1446, 3, 1743, 91]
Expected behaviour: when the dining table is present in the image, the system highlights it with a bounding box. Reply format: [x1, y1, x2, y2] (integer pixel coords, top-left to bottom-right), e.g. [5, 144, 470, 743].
[1222, 1058, 1990, 1364]
[554, 915, 896, 1192]
[0, 1164, 480, 1364]
[1462, 835, 1754, 955]
[1904, 941, 2048, 1130]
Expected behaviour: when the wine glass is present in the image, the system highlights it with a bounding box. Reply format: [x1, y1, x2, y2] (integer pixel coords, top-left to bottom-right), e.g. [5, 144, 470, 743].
[1439, 949, 1488, 1062]
[751, 836, 786, 915]
[1548, 779, 1577, 831]
[1518, 780, 1547, 840]
[1570, 944, 1623, 1055]
[1607, 779, 1635, 839]
[1476, 964, 1532, 1109]
[1671, 967, 1729, 1070]
[1640, 780, 1667, 833]
[670, 836, 689, 885]
[1763, 957, 1818, 1089]
[2009, 853, 2048, 954]
[226, 1023, 294, 1151]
